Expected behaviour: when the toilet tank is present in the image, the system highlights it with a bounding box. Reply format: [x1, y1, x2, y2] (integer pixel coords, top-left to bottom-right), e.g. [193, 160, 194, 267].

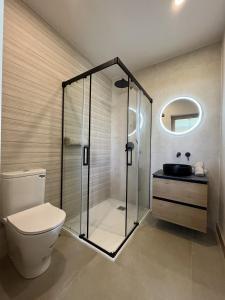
[1, 169, 46, 218]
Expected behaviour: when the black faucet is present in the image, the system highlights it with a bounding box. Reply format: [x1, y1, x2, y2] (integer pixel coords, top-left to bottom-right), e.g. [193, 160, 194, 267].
[185, 152, 191, 161]
[176, 152, 181, 158]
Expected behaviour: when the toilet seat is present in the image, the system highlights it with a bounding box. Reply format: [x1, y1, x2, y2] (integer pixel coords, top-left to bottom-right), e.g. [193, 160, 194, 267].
[7, 203, 66, 235]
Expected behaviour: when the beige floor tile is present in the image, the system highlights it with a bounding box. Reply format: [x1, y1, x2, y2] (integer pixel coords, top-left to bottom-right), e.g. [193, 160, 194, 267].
[58, 255, 165, 300]
[0, 233, 96, 300]
[125, 221, 192, 277]
[117, 222, 193, 300]
[0, 215, 225, 300]
[192, 282, 225, 300]
[165, 269, 192, 300]
[191, 232, 225, 298]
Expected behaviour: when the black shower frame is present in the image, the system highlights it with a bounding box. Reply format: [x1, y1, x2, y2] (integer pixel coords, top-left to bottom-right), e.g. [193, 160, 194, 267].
[61, 57, 153, 258]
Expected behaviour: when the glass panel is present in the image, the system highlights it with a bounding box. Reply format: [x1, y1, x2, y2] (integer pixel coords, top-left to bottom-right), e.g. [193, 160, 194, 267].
[87, 65, 128, 252]
[138, 92, 151, 220]
[80, 77, 90, 237]
[62, 61, 152, 255]
[126, 80, 139, 235]
[62, 78, 85, 234]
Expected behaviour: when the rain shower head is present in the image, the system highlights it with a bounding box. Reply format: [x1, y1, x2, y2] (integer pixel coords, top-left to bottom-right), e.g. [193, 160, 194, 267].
[114, 78, 128, 88]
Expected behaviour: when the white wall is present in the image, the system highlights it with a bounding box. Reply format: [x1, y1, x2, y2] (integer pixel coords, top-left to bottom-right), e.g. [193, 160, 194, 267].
[219, 32, 225, 242]
[137, 44, 221, 229]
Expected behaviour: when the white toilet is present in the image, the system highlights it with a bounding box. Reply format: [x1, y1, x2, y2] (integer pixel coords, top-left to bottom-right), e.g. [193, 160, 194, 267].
[1, 169, 66, 279]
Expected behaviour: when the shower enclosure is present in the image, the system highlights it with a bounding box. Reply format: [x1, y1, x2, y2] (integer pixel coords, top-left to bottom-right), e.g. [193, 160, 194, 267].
[61, 58, 152, 257]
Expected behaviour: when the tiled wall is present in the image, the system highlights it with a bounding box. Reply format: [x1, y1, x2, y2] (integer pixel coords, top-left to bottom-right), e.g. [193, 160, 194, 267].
[219, 32, 225, 242]
[0, 0, 5, 259]
[2, 0, 86, 207]
[1, 0, 112, 244]
[2, 0, 112, 209]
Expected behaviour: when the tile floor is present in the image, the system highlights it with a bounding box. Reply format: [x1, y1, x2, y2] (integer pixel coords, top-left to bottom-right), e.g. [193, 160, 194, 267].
[65, 198, 138, 252]
[0, 214, 225, 300]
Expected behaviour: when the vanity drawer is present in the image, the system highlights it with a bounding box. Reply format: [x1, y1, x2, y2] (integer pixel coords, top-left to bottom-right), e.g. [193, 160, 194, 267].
[153, 178, 207, 207]
[152, 199, 207, 233]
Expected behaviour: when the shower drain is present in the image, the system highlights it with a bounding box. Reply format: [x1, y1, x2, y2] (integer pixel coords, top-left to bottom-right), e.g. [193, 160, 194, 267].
[117, 206, 126, 211]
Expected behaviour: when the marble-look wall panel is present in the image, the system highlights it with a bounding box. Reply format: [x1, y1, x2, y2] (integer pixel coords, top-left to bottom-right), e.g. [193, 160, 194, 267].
[219, 32, 225, 243]
[136, 43, 221, 228]
[1, 0, 112, 240]
[0, 0, 5, 259]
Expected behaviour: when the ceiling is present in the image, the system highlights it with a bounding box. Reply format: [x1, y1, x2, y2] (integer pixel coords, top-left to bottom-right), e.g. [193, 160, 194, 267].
[23, 0, 225, 72]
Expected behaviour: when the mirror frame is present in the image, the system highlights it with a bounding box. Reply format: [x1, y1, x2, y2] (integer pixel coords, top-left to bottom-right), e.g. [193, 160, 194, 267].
[160, 97, 202, 135]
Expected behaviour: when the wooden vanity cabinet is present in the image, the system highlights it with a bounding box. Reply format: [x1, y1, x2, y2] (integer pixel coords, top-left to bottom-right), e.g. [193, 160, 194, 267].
[152, 170, 208, 233]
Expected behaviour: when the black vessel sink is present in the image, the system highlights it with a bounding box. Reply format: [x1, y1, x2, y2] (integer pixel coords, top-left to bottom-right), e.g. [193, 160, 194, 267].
[163, 164, 192, 177]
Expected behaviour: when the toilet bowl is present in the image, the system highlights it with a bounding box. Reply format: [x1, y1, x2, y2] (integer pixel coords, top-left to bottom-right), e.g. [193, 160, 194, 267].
[4, 203, 66, 279]
[1, 169, 66, 279]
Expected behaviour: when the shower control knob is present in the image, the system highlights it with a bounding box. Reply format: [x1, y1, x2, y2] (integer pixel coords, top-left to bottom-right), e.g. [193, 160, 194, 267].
[176, 152, 181, 158]
[185, 152, 191, 161]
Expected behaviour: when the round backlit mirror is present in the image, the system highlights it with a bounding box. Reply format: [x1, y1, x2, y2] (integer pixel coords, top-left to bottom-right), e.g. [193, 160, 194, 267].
[128, 107, 144, 137]
[128, 108, 136, 136]
[160, 97, 202, 135]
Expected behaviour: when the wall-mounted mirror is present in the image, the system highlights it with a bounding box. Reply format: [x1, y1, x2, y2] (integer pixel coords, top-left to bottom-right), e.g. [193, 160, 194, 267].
[160, 97, 202, 135]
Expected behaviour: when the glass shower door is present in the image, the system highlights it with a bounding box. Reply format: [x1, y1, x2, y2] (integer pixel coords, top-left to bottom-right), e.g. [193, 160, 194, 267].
[86, 67, 128, 252]
[126, 80, 139, 235]
[62, 79, 84, 234]
[80, 76, 90, 238]
[138, 93, 151, 220]
[62, 57, 152, 257]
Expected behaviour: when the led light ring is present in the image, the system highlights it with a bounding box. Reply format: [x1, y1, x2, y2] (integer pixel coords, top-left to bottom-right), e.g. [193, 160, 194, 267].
[175, 0, 185, 6]
[160, 97, 202, 135]
[128, 107, 144, 137]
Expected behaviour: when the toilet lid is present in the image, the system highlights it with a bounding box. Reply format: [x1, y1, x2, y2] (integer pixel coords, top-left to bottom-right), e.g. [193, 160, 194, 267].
[7, 203, 66, 235]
